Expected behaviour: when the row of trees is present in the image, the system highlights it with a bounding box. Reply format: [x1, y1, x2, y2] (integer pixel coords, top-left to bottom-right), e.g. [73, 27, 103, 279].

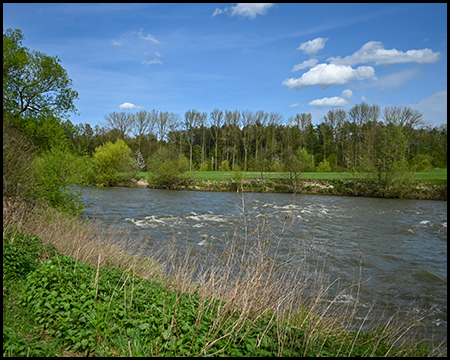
[66, 105, 447, 175]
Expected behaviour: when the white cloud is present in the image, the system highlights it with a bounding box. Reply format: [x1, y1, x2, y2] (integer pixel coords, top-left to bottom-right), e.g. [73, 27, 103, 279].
[213, 3, 274, 19]
[142, 59, 163, 66]
[292, 59, 318, 72]
[297, 37, 328, 56]
[282, 63, 376, 90]
[111, 40, 122, 46]
[212, 8, 225, 17]
[231, 3, 274, 18]
[341, 89, 353, 98]
[290, 103, 300, 108]
[154, 51, 162, 57]
[308, 97, 349, 107]
[119, 102, 143, 110]
[137, 29, 160, 44]
[328, 41, 441, 66]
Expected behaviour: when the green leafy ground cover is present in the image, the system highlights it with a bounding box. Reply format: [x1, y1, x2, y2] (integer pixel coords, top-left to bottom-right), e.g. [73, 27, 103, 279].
[3, 228, 440, 357]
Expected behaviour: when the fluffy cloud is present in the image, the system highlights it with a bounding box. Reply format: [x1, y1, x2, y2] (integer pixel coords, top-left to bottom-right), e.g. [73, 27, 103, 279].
[327, 41, 441, 66]
[308, 97, 349, 107]
[212, 8, 224, 17]
[297, 37, 328, 56]
[340, 89, 353, 98]
[119, 102, 143, 110]
[137, 29, 160, 44]
[213, 3, 274, 19]
[142, 59, 163, 66]
[290, 102, 300, 108]
[282, 63, 376, 90]
[292, 58, 318, 72]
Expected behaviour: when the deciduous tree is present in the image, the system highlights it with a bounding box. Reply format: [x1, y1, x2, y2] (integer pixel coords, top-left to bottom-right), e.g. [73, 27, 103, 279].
[3, 28, 78, 119]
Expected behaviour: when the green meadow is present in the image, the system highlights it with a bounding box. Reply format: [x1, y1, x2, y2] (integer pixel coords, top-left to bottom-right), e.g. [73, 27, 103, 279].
[140, 168, 446, 183]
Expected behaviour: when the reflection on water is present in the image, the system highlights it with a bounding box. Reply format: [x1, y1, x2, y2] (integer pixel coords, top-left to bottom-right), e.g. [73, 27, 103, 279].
[80, 186, 447, 342]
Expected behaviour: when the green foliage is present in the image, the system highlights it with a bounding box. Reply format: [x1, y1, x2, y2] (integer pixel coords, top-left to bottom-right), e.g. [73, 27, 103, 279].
[198, 161, 211, 171]
[218, 159, 230, 171]
[296, 147, 315, 172]
[270, 160, 285, 172]
[3, 28, 87, 217]
[30, 146, 88, 215]
[326, 154, 341, 171]
[3, 243, 37, 283]
[373, 124, 415, 197]
[3, 228, 57, 283]
[3, 115, 36, 200]
[93, 139, 137, 187]
[316, 159, 332, 172]
[3, 28, 78, 120]
[411, 154, 434, 172]
[282, 148, 301, 174]
[147, 147, 190, 189]
[232, 164, 244, 183]
[12, 112, 72, 152]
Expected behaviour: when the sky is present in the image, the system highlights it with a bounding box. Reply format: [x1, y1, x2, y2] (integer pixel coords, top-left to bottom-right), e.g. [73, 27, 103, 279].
[3, 3, 447, 128]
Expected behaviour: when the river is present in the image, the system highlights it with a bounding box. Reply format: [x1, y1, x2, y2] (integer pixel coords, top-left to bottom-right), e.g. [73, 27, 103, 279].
[80, 186, 447, 342]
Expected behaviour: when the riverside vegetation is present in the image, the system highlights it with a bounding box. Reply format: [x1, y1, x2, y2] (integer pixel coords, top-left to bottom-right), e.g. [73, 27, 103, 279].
[135, 168, 447, 201]
[3, 201, 447, 357]
[3, 27, 447, 356]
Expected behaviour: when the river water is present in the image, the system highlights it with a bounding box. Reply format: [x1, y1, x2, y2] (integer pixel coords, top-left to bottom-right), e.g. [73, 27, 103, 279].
[80, 186, 447, 342]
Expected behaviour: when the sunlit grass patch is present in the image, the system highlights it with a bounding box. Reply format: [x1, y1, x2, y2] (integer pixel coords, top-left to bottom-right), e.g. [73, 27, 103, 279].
[140, 169, 446, 183]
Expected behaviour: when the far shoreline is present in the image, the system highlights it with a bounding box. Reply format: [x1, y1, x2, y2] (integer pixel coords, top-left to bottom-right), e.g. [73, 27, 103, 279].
[113, 177, 447, 201]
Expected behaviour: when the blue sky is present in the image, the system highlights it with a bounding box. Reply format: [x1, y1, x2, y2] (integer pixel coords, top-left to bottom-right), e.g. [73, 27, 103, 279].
[3, 3, 447, 127]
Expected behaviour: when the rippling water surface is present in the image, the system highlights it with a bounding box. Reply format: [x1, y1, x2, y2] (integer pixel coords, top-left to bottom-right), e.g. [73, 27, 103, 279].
[80, 186, 447, 341]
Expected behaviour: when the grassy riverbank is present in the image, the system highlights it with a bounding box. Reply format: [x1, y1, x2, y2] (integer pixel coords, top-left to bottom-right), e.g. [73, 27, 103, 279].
[3, 202, 446, 357]
[135, 169, 447, 200]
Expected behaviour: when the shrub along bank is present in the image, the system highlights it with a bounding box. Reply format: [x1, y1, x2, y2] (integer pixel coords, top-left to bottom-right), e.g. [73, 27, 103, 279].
[129, 170, 447, 200]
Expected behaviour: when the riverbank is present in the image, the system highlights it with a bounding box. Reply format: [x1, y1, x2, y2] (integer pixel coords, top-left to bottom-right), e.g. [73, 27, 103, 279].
[4, 212, 445, 357]
[125, 177, 447, 201]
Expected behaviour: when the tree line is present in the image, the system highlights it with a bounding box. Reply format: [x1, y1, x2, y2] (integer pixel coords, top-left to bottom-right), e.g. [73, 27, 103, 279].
[65, 105, 447, 175]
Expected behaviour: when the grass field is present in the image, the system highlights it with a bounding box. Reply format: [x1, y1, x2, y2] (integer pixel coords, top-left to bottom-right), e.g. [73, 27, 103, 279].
[140, 168, 447, 183]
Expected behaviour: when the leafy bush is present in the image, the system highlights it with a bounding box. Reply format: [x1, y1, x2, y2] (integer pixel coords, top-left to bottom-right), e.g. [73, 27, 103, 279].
[147, 147, 190, 189]
[3, 229, 57, 283]
[30, 146, 88, 215]
[3, 243, 37, 282]
[92, 139, 137, 187]
[316, 159, 332, 172]
[198, 161, 211, 171]
[296, 148, 315, 172]
[219, 159, 230, 171]
[411, 154, 434, 172]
